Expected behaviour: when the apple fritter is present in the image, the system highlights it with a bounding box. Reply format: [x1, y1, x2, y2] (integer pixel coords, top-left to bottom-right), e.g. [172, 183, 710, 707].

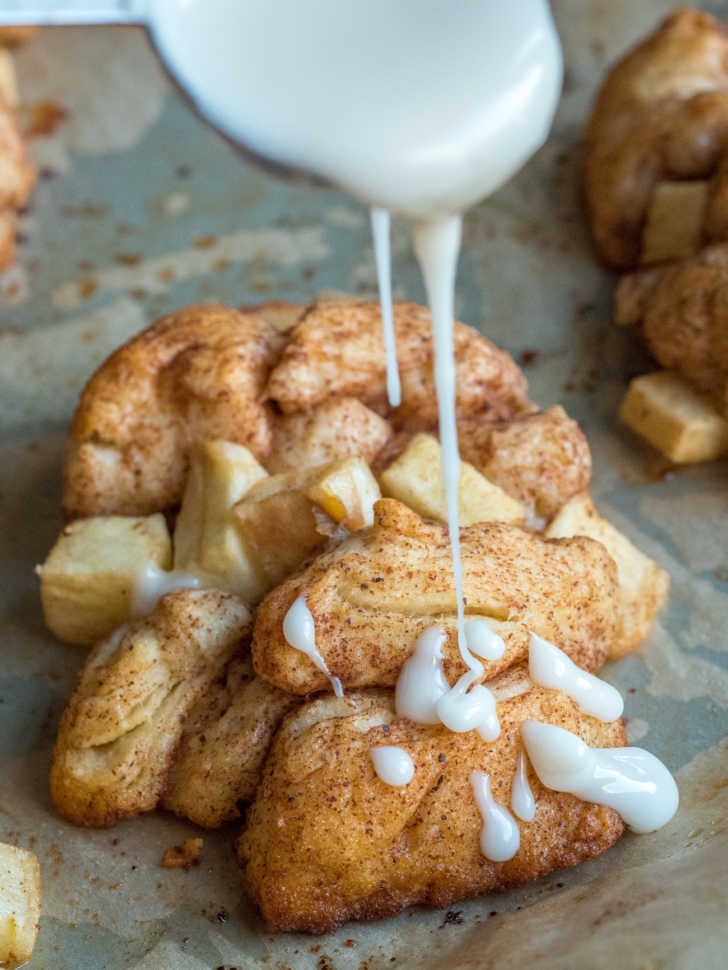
[252, 499, 618, 694]
[267, 397, 393, 475]
[238, 674, 626, 934]
[457, 405, 591, 521]
[265, 300, 531, 425]
[162, 655, 299, 828]
[51, 589, 250, 828]
[615, 244, 728, 411]
[0, 86, 35, 270]
[584, 9, 728, 268]
[62, 303, 293, 519]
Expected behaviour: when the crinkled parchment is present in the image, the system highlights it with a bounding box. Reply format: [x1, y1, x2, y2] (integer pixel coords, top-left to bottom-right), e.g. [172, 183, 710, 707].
[0, 4, 726, 968]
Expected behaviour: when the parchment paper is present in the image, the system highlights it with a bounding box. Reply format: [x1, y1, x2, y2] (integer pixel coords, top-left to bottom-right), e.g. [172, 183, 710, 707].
[1, 3, 726, 967]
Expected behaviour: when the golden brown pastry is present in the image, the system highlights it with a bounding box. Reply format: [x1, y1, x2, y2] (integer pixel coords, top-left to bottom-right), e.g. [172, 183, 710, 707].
[162, 655, 298, 828]
[267, 397, 392, 475]
[238, 673, 626, 933]
[584, 9, 728, 268]
[63, 299, 531, 519]
[265, 300, 531, 424]
[457, 405, 591, 521]
[50, 589, 250, 828]
[252, 499, 618, 694]
[615, 243, 728, 410]
[63, 303, 295, 519]
[0, 84, 34, 270]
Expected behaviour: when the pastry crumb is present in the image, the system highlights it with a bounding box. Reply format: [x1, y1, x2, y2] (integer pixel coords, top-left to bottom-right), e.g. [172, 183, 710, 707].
[160, 837, 203, 869]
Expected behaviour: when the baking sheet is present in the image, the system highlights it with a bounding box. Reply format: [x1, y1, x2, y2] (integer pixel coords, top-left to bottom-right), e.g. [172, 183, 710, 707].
[1, 2, 727, 967]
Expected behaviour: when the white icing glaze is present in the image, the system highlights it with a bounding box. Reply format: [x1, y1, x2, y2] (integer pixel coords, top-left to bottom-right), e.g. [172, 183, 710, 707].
[395, 627, 500, 740]
[465, 619, 506, 661]
[413, 216, 467, 655]
[283, 595, 344, 697]
[151, 1, 562, 217]
[511, 752, 536, 822]
[395, 627, 450, 724]
[371, 746, 414, 787]
[436, 670, 500, 742]
[528, 632, 624, 722]
[471, 770, 520, 862]
[371, 208, 400, 408]
[132, 563, 201, 617]
[521, 721, 679, 834]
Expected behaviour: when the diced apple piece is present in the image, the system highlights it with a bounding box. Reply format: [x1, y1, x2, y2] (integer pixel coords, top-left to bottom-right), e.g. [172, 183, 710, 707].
[379, 433, 525, 526]
[173, 439, 268, 601]
[233, 486, 325, 589]
[546, 492, 669, 657]
[641, 180, 708, 265]
[620, 370, 728, 463]
[233, 457, 381, 591]
[0, 843, 41, 970]
[37, 515, 171, 646]
[304, 457, 380, 530]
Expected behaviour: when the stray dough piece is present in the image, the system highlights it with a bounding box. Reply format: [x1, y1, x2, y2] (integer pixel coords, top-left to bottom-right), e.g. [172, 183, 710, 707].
[583, 9, 728, 268]
[267, 398, 392, 475]
[266, 300, 530, 425]
[546, 492, 669, 657]
[37, 514, 172, 646]
[458, 405, 592, 521]
[252, 498, 618, 694]
[160, 838, 203, 870]
[620, 370, 728, 463]
[238, 678, 625, 934]
[51, 589, 250, 827]
[0, 843, 41, 970]
[380, 432, 525, 526]
[63, 303, 291, 519]
[641, 179, 709, 264]
[162, 655, 299, 828]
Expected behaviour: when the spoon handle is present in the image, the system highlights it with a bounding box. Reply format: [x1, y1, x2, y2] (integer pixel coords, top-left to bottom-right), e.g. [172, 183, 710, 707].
[0, 1, 146, 25]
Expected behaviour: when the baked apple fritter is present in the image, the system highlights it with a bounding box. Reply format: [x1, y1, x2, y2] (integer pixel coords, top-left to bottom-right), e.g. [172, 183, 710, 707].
[252, 499, 618, 694]
[238, 673, 625, 934]
[51, 589, 250, 827]
[584, 9, 728, 268]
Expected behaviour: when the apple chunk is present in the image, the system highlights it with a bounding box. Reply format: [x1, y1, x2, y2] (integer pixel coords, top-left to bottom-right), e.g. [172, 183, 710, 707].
[379, 433, 525, 526]
[38, 514, 172, 646]
[173, 439, 268, 600]
[233, 457, 381, 590]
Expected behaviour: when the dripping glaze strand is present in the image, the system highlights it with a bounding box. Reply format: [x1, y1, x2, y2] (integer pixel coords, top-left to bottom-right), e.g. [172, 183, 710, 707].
[283, 595, 344, 697]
